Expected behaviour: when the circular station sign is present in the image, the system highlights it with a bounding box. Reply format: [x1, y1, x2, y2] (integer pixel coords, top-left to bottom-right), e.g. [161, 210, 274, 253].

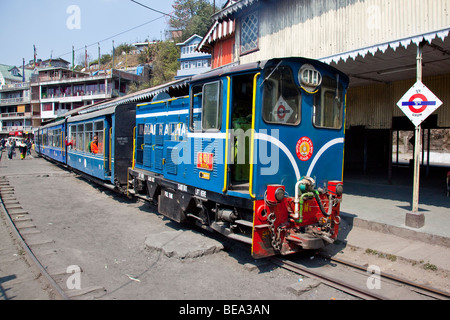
[397, 81, 443, 127]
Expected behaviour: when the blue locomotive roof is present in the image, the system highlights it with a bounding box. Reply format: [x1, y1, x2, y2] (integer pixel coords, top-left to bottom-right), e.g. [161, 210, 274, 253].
[191, 57, 349, 86]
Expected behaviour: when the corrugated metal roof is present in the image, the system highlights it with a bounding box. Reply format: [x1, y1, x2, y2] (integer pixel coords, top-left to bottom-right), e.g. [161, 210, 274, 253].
[212, 0, 258, 20]
[76, 78, 191, 115]
[320, 28, 450, 65]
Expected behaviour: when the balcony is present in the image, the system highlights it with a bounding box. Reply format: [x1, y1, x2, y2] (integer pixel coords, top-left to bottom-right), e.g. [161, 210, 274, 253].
[40, 89, 112, 103]
[0, 96, 31, 106]
[0, 126, 34, 134]
[33, 73, 113, 86]
[0, 112, 33, 120]
[0, 82, 30, 91]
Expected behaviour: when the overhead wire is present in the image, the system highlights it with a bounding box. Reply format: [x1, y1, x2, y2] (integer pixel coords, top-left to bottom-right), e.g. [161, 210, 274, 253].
[56, 2, 174, 59]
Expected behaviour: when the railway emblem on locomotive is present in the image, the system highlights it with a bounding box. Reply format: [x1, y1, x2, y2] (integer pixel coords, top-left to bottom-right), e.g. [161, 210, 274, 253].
[296, 137, 313, 161]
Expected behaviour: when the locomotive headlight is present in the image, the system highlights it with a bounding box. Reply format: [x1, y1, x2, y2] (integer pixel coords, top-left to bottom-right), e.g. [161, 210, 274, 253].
[275, 187, 285, 202]
[298, 64, 322, 93]
[267, 185, 285, 203]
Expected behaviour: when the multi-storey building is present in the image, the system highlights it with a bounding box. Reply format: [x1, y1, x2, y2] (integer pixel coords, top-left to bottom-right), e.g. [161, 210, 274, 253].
[175, 34, 212, 79]
[30, 62, 141, 123]
[1, 58, 142, 138]
[0, 64, 35, 138]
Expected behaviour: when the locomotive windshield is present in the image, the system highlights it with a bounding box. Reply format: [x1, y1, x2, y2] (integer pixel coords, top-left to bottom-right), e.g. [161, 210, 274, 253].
[313, 76, 344, 129]
[262, 66, 301, 125]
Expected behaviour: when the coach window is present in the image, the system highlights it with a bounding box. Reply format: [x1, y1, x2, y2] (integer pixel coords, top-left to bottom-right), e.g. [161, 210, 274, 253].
[202, 81, 221, 131]
[76, 124, 84, 151]
[53, 129, 61, 147]
[263, 66, 301, 125]
[313, 76, 343, 129]
[84, 123, 93, 152]
[94, 121, 104, 155]
[69, 125, 76, 150]
[42, 131, 47, 147]
[47, 129, 53, 147]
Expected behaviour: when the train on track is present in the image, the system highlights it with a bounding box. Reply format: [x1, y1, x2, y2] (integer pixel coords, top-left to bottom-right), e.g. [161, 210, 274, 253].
[34, 57, 349, 258]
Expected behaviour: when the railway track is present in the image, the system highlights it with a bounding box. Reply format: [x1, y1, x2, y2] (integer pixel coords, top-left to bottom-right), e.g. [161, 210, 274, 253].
[2, 170, 450, 301]
[271, 254, 450, 300]
[0, 177, 69, 300]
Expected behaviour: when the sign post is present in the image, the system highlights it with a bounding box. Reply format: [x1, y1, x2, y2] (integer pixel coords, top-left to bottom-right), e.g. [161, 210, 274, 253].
[396, 43, 443, 228]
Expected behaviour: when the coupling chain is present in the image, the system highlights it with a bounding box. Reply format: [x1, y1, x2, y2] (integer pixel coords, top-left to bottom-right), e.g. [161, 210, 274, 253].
[267, 211, 282, 251]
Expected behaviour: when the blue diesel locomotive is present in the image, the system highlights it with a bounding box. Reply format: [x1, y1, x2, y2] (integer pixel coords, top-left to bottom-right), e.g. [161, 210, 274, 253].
[35, 57, 348, 258]
[128, 57, 348, 258]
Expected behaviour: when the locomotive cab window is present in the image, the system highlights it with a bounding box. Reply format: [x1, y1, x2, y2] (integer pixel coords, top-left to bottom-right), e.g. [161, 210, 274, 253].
[202, 81, 222, 131]
[313, 76, 343, 129]
[190, 81, 222, 131]
[262, 66, 301, 125]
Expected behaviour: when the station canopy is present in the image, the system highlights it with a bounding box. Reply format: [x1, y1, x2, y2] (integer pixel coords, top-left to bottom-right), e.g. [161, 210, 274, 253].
[320, 28, 450, 87]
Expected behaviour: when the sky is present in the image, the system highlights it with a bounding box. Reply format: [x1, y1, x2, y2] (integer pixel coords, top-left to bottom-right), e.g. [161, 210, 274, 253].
[0, 0, 199, 67]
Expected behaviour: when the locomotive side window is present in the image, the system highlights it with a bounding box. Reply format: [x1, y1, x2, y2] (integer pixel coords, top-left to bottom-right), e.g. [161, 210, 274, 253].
[202, 81, 222, 131]
[189, 85, 203, 131]
[262, 66, 301, 125]
[313, 76, 343, 129]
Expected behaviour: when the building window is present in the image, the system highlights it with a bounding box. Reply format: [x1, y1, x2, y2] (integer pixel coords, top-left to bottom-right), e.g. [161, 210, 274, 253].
[240, 11, 259, 55]
[42, 103, 53, 112]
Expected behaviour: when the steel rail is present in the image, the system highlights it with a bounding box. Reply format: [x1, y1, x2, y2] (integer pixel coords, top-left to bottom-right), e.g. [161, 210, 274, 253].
[0, 183, 70, 300]
[270, 257, 388, 300]
[324, 254, 450, 300]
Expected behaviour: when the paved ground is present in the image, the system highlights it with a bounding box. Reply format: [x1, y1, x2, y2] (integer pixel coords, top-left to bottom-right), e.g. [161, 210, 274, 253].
[0, 153, 354, 300]
[1, 150, 449, 300]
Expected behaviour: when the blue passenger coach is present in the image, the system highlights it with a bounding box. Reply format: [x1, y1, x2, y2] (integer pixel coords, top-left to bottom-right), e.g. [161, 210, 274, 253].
[128, 57, 349, 258]
[66, 103, 136, 189]
[36, 103, 135, 192]
[35, 119, 67, 164]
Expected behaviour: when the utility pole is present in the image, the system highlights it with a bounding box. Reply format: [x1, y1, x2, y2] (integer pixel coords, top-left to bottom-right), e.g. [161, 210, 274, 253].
[405, 41, 425, 229]
[412, 42, 423, 213]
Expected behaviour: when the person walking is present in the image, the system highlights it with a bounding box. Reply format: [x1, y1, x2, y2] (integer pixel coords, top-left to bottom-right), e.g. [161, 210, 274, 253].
[26, 139, 32, 157]
[19, 143, 27, 160]
[7, 139, 16, 160]
[0, 142, 4, 162]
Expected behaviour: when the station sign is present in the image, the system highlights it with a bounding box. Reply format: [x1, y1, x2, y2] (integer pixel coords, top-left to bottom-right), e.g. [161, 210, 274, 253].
[396, 81, 443, 127]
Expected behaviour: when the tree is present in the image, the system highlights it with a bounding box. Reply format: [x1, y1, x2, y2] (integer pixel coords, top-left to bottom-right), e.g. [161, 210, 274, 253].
[169, 0, 215, 41]
[151, 41, 180, 86]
